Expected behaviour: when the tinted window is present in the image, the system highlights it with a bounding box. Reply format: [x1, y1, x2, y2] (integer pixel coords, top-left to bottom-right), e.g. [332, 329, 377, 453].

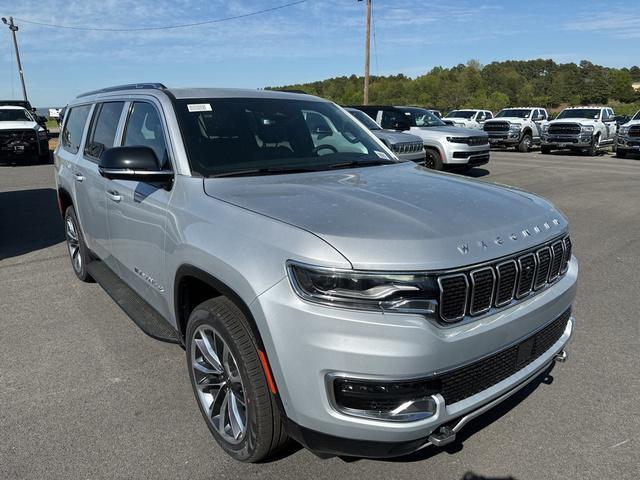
[345, 108, 381, 130]
[0, 108, 32, 122]
[381, 110, 408, 129]
[85, 102, 124, 158]
[123, 102, 168, 167]
[61, 105, 91, 154]
[174, 98, 390, 177]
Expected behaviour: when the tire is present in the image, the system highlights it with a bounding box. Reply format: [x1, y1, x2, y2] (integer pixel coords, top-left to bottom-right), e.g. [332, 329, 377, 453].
[587, 134, 600, 156]
[186, 297, 288, 462]
[64, 206, 94, 282]
[424, 148, 444, 170]
[615, 149, 627, 158]
[540, 145, 552, 154]
[517, 133, 532, 152]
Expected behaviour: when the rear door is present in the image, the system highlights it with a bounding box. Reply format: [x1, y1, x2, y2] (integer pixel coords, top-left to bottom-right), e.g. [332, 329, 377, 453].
[104, 100, 174, 317]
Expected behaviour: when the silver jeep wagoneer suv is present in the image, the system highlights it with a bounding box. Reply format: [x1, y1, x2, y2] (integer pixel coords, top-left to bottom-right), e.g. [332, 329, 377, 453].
[54, 84, 577, 462]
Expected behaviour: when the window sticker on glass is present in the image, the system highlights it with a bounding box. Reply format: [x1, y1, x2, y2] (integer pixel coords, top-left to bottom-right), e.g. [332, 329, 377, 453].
[374, 150, 390, 160]
[187, 103, 212, 112]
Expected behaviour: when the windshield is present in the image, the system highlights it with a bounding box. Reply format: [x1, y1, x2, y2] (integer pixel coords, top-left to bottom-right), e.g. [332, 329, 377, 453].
[346, 108, 381, 130]
[556, 109, 600, 120]
[400, 107, 446, 127]
[496, 109, 531, 119]
[632, 111, 640, 121]
[0, 108, 33, 122]
[175, 98, 395, 177]
[445, 110, 476, 119]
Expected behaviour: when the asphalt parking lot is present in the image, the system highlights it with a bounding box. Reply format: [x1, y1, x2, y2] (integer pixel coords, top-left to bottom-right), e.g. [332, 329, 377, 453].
[1, 150, 638, 480]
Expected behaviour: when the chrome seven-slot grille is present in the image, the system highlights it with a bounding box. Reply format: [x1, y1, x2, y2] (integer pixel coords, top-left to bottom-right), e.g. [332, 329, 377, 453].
[437, 235, 572, 323]
[0, 129, 37, 144]
[548, 123, 581, 135]
[392, 141, 423, 154]
[483, 121, 510, 132]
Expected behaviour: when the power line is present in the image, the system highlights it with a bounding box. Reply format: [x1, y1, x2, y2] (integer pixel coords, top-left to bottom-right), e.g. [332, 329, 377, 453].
[13, 0, 306, 32]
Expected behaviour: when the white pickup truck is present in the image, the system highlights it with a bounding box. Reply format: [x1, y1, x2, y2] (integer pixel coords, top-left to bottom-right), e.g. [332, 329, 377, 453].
[483, 107, 549, 152]
[614, 110, 640, 158]
[443, 109, 493, 130]
[541, 107, 617, 156]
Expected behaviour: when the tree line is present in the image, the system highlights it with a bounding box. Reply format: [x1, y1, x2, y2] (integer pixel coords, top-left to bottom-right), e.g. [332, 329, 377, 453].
[268, 59, 640, 115]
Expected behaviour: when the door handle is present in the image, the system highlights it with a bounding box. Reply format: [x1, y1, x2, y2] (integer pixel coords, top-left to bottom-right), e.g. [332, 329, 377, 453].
[106, 190, 122, 202]
[74, 173, 85, 182]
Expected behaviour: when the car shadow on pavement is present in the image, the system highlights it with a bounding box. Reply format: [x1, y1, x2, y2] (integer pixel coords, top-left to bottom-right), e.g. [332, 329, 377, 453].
[0, 188, 65, 260]
[464, 168, 490, 178]
[338, 363, 556, 466]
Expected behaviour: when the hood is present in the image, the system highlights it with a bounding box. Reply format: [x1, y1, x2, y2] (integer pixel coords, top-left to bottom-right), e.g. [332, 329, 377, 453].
[622, 119, 640, 127]
[203, 163, 567, 270]
[0, 121, 39, 131]
[549, 118, 597, 126]
[409, 125, 485, 139]
[443, 118, 473, 125]
[486, 117, 526, 125]
[372, 130, 423, 145]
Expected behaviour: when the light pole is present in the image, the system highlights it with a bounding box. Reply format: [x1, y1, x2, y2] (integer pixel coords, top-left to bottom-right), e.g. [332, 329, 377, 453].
[362, 0, 371, 105]
[2, 16, 29, 102]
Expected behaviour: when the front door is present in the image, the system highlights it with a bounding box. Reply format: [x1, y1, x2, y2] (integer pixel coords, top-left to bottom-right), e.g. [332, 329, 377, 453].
[104, 100, 174, 318]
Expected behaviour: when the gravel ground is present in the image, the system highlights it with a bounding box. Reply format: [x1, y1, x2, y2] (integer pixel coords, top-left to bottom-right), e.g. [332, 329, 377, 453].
[0, 150, 638, 480]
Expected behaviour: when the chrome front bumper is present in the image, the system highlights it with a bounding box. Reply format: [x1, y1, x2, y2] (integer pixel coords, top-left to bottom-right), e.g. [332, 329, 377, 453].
[542, 134, 592, 148]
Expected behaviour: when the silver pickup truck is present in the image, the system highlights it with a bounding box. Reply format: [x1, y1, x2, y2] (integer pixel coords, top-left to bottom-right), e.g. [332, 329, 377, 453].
[55, 84, 576, 462]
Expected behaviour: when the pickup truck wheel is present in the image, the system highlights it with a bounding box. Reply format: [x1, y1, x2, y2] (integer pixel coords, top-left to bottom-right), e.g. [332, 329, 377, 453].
[424, 148, 443, 170]
[517, 133, 532, 152]
[186, 297, 288, 463]
[587, 134, 600, 156]
[615, 149, 627, 158]
[64, 206, 93, 282]
[541, 145, 552, 154]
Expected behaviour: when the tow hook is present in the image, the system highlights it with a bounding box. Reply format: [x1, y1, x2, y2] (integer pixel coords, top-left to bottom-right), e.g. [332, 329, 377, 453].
[555, 350, 568, 363]
[428, 425, 456, 447]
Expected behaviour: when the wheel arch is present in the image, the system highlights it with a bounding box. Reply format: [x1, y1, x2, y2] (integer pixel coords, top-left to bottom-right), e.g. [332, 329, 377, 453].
[57, 187, 73, 217]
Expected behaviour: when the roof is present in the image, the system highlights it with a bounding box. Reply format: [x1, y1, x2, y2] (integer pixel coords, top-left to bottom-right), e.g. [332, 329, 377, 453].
[0, 105, 27, 110]
[561, 106, 608, 109]
[167, 87, 326, 102]
[501, 107, 546, 109]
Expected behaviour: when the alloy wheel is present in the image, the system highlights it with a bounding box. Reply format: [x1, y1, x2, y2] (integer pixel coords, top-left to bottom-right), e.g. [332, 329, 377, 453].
[65, 217, 82, 273]
[191, 326, 247, 445]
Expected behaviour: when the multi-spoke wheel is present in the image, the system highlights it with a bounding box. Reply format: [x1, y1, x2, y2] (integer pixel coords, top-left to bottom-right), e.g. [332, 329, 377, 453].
[191, 326, 247, 444]
[185, 297, 288, 462]
[64, 206, 93, 282]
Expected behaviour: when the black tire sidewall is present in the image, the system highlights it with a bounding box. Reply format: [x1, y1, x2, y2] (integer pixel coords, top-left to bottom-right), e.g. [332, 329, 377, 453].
[518, 134, 532, 152]
[185, 300, 269, 462]
[425, 148, 443, 170]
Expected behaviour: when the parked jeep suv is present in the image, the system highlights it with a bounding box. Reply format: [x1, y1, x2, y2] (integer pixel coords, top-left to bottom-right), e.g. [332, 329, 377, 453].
[541, 107, 616, 156]
[55, 84, 577, 462]
[349, 105, 490, 171]
[615, 110, 640, 158]
[345, 107, 425, 163]
[483, 107, 548, 152]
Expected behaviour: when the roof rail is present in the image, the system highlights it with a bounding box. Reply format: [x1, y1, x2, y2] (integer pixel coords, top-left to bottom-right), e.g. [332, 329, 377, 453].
[76, 83, 167, 98]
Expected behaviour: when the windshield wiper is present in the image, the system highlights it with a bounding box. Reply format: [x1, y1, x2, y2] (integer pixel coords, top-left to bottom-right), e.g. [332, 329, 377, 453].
[325, 158, 397, 170]
[210, 165, 323, 178]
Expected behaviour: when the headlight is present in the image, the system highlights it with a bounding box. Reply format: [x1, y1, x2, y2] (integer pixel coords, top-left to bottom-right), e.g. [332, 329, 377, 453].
[287, 262, 437, 315]
[446, 136, 468, 143]
[619, 126, 629, 135]
[542, 125, 549, 133]
[37, 129, 48, 139]
[581, 125, 594, 132]
[509, 124, 521, 131]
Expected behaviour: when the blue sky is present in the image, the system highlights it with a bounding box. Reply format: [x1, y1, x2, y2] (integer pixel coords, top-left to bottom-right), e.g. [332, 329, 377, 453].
[1, 0, 638, 107]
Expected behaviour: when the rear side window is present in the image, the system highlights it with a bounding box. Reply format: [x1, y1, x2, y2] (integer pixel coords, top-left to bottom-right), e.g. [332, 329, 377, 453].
[123, 102, 168, 168]
[61, 105, 91, 154]
[85, 102, 125, 159]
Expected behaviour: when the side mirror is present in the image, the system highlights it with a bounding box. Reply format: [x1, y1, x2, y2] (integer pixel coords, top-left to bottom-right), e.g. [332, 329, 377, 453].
[36, 115, 47, 126]
[99, 146, 173, 184]
[535, 115, 545, 121]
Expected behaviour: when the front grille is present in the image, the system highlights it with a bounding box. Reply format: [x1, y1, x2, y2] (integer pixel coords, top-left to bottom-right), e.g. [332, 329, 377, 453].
[0, 129, 37, 145]
[629, 126, 640, 138]
[437, 235, 571, 322]
[438, 308, 571, 404]
[438, 274, 468, 322]
[548, 123, 581, 135]
[483, 121, 510, 132]
[392, 141, 423, 154]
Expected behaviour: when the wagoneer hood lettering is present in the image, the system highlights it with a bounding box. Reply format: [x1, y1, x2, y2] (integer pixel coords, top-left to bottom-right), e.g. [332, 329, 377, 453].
[204, 162, 566, 270]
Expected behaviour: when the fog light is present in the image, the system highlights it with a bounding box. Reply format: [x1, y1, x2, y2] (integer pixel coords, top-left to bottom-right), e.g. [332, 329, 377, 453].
[332, 377, 440, 421]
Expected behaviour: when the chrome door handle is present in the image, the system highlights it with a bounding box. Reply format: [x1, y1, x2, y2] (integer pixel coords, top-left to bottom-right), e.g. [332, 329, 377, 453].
[106, 190, 122, 202]
[74, 173, 85, 182]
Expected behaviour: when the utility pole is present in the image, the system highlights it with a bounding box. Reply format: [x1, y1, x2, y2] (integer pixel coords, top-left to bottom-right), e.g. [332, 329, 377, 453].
[363, 0, 371, 105]
[2, 17, 28, 102]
